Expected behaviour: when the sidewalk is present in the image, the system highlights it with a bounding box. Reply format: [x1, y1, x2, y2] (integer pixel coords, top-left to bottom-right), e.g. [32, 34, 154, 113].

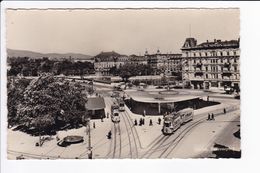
[171, 109, 240, 158]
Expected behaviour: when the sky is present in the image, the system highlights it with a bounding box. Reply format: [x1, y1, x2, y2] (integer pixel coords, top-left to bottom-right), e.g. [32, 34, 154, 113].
[6, 9, 240, 56]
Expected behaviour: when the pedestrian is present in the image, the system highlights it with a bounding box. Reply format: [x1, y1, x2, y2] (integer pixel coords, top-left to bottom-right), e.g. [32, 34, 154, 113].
[158, 117, 161, 125]
[93, 122, 96, 129]
[107, 112, 109, 119]
[107, 130, 112, 139]
[224, 108, 226, 114]
[134, 119, 138, 126]
[211, 113, 215, 120]
[207, 113, 211, 121]
[143, 110, 146, 117]
[149, 119, 153, 126]
[56, 133, 60, 141]
[139, 118, 142, 126]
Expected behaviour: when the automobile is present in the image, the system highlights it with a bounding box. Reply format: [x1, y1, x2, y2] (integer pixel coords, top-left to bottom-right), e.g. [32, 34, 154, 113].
[155, 86, 163, 89]
[111, 91, 120, 98]
[113, 86, 123, 91]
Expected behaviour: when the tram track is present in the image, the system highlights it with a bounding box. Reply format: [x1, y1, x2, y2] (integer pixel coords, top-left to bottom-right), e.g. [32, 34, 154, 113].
[106, 98, 122, 159]
[160, 108, 239, 158]
[121, 114, 133, 158]
[111, 122, 122, 158]
[123, 112, 141, 158]
[144, 105, 239, 159]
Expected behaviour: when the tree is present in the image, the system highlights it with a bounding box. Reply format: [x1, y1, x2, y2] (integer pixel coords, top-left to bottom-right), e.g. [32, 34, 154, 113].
[7, 77, 31, 126]
[10, 75, 87, 145]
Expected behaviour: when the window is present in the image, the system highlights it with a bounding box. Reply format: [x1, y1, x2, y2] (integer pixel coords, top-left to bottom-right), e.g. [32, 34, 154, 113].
[234, 66, 237, 72]
[206, 74, 208, 78]
[220, 52, 223, 56]
[227, 51, 230, 56]
[194, 53, 196, 57]
[234, 51, 236, 56]
[234, 58, 237, 63]
[199, 52, 201, 57]
[206, 66, 208, 71]
[221, 67, 223, 71]
[221, 59, 223, 63]
[194, 59, 196, 63]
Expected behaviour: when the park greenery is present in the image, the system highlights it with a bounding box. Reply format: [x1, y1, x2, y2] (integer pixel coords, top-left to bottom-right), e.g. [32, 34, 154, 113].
[8, 75, 90, 146]
[109, 63, 156, 82]
[7, 57, 94, 77]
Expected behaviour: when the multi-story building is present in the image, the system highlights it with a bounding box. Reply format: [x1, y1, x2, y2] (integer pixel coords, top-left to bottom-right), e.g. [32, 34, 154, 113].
[128, 54, 148, 65]
[165, 54, 182, 76]
[94, 51, 128, 76]
[146, 50, 182, 76]
[181, 38, 240, 89]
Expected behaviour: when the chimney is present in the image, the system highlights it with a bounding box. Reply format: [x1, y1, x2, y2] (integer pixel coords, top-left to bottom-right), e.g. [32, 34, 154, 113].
[214, 39, 216, 42]
[206, 40, 209, 43]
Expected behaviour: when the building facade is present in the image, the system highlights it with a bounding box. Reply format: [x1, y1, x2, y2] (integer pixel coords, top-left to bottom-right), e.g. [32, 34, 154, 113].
[94, 51, 128, 76]
[181, 38, 240, 89]
[145, 50, 182, 76]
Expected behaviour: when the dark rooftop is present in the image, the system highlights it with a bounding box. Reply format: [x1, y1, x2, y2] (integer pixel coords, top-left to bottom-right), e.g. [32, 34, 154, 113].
[85, 97, 106, 110]
[181, 38, 239, 50]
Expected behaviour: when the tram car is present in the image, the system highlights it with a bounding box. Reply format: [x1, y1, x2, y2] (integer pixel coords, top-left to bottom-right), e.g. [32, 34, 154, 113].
[177, 108, 194, 124]
[111, 103, 119, 114]
[116, 98, 125, 112]
[111, 109, 120, 123]
[162, 112, 182, 135]
[162, 108, 194, 135]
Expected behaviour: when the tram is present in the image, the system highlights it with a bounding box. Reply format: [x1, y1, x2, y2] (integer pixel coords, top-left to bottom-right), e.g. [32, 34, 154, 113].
[162, 108, 194, 135]
[111, 109, 120, 123]
[118, 99, 125, 111]
[111, 103, 120, 123]
[178, 108, 194, 124]
[111, 103, 119, 114]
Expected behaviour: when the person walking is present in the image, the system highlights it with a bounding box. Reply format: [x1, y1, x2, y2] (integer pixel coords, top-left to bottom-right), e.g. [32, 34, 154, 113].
[93, 122, 96, 129]
[107, 112, 109, 119]
[207, 113, 211, 121]
[139, 118, 142, 126]
[158, 117, 162, 125]
[211, 113, 215, 120]
[224, 108, 226, 114]
[107, 130, 112, 139]
[149, 119, 153, 126]
[134, 119, 138, 126]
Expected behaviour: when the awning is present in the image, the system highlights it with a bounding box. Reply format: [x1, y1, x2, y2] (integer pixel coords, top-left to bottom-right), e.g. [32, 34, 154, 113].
[85, 97, 105, 110]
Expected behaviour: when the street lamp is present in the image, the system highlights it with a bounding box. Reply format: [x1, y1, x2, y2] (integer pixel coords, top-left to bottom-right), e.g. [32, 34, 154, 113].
[83, 115, 92, 159]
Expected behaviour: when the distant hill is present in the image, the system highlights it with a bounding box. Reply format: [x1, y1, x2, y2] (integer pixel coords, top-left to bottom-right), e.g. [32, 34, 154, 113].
[7, 49, 93, 60]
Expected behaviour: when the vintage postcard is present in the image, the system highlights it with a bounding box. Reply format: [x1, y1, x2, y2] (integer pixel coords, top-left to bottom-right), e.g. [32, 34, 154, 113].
[4, 7, 241, 160]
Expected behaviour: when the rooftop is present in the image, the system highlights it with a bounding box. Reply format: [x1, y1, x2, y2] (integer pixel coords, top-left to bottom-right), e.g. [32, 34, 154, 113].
[85, 97, 105, 110]
[181, 38, 240, 50]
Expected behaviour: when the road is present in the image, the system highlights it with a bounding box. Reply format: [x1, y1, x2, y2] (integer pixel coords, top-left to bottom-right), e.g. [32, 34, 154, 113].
[8, 82, 240, 159]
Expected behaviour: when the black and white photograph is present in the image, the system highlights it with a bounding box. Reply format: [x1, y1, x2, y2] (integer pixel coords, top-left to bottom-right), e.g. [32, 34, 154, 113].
[4, 7, 241, 160]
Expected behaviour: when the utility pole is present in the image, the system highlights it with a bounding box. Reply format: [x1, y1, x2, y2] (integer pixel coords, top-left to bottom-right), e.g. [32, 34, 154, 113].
[86, 117, 92, 159]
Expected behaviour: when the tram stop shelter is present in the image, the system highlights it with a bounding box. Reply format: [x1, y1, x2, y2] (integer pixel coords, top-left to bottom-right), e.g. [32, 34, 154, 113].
[85, 97, 106, 119]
